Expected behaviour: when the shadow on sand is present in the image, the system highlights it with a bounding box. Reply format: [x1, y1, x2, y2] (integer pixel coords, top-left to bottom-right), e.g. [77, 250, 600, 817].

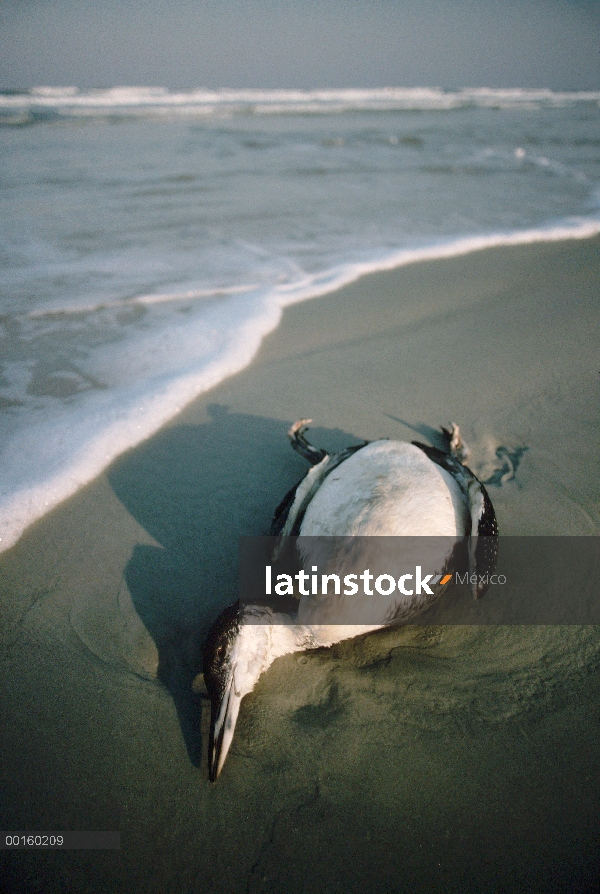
[107, 405, 361, 765]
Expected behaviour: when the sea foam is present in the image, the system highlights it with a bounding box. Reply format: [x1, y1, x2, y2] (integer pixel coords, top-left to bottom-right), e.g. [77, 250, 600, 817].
[1, 218, 599, 553]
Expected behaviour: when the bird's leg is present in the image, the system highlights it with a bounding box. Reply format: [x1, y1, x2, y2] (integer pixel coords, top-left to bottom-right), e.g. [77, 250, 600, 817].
[442, 422, 470, 461]
[288, 419, 328, 465]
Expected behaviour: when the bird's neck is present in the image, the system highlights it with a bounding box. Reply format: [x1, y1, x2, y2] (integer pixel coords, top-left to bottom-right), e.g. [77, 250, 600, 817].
[240, 605, 318, 662]
[238, 606, 381, 696]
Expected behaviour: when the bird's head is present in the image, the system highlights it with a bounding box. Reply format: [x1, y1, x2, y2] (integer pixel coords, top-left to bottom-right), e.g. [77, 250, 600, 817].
[203, 602, 276, 780]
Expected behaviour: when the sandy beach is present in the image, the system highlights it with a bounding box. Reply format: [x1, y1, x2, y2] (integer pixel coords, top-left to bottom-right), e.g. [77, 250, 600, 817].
[1, 236, 599, 893]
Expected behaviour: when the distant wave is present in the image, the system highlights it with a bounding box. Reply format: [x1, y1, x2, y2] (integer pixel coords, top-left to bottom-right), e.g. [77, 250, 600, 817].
[1, 86, 600, 124]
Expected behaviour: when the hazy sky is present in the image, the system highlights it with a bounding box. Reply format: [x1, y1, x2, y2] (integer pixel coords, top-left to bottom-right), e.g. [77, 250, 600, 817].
[1, 0, 599, 90]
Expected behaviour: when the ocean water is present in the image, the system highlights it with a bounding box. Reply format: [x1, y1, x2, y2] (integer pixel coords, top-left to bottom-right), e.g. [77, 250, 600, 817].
[1, 86, 600, 550]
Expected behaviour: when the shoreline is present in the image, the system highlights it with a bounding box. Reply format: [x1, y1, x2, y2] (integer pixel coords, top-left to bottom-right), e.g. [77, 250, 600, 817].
[1, 235, 599, 893]
[1, 224, 600, 555]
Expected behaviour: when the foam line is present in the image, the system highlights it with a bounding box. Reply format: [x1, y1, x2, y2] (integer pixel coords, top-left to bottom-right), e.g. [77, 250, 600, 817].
[274, 218, 600, 309]
[1, 218, 599, 553]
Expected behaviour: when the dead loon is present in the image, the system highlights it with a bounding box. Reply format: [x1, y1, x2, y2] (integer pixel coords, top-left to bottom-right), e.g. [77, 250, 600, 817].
[203, 420, 498, 780]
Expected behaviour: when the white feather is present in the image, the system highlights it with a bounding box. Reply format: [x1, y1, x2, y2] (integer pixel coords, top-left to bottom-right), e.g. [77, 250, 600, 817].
[300, 441, 469, 537]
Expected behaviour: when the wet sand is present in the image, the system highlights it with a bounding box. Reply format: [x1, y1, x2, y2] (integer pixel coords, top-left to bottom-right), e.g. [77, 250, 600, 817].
[1, 237, 599, 893]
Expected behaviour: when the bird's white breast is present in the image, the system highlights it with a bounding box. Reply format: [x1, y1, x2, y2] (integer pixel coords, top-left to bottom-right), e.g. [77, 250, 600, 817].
[300, 440, 469, 537]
